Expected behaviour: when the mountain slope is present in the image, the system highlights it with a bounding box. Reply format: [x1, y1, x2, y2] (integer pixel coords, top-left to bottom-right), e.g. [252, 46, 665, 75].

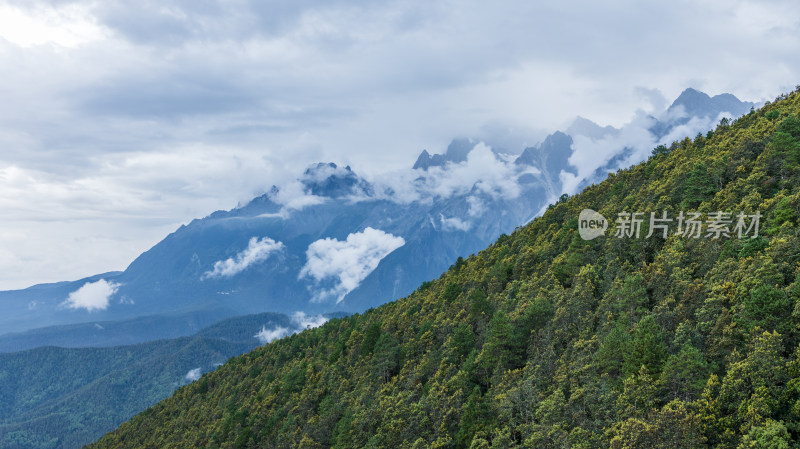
[89, 89, 800, 449]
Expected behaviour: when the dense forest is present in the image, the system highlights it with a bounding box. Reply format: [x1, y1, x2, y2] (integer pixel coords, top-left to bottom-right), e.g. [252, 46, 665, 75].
[90, 88, 800, 448]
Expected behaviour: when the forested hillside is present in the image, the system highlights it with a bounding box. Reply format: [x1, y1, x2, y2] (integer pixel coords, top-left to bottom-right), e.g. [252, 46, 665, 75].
[90, 88, 800, 448]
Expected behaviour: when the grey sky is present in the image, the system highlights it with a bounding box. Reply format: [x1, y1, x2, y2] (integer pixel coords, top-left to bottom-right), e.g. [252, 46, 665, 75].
[0, 0, 798, 289]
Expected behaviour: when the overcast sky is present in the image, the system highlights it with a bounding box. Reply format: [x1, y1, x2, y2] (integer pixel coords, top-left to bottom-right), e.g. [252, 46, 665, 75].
[0, 0, 798, 290]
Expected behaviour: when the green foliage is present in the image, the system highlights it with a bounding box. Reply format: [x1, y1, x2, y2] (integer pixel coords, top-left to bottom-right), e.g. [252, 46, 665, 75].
[737, 419, 791, 449]
[737, 284, 792, 332]
[651, 144, 670, 156]
[448, 323, 476, 363]
[361, 321, 381, 356]
[681, 162, 716, 208]
[766, 196, 798, 235]
[777, 114, 800, 137]
[659, 343, 710, 402]
[441, 282, 462, 304]
[88, 90, 800, 449]
[738, 236, 769, 259]
[469, 288, 492, 321]
[623, 315, 666, 377]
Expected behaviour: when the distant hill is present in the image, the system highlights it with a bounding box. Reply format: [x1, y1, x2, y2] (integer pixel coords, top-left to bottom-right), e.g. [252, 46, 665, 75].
[0, 311, 339, 449]
[0, 308, 232, 352]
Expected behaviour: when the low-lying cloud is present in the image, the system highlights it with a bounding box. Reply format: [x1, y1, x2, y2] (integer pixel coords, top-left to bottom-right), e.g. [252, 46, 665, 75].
[203, 236, 284, 279]
[184, 367, 201, 382]
[62, 279, 120, 312]
[254, 325, 290, 344]
[254, 311, 330, 345]
[299, 227, 405, 303]
[292, 311, 329, 329]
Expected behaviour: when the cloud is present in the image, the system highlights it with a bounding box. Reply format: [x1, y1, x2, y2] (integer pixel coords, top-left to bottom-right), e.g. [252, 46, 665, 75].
[184, 367, 201, 382]
[62, 279, 120, 312]
[299, 227, 405, 303]
[253, 312, 328, 345]
[254, 325, 290, 344]
[561, 104, 736, 195]
[203, 237, 284, 279]
[268, 180, 327, 212]
[292, 311, 329, 329]
[440, 214, 472, 232]
[634, 87, 668, 114]
[467, 196, 486, 217]
[562, 111, 657, 193]
[0, 3, 106, 48]
[369, 142, 526, 204]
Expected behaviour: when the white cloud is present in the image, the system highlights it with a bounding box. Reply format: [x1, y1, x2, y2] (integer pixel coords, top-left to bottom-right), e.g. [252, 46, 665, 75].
[370, 142, 524, 204]
[254, 312, 328, 345]
[0, 4, 106, 48]
[299, 227, 405, 303]
[562, 106, 736, 195]
[62, 279, 120, 312]
[424, 143, 522, 200]
[292, 311, 329, 329]
[566, 111, 657, 191]
[657, 112, 731, 149]
[203, 237, 284, 279]
[467, 196, 486, 217]
[254, 325, 290, 344]
[269, 180, 327, 211]
[184, 367, 201, 382]
[440, 214, 472, 232]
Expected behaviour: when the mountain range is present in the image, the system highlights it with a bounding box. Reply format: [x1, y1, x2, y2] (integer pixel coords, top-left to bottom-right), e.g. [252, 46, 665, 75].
[0, 88, 755, 352]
